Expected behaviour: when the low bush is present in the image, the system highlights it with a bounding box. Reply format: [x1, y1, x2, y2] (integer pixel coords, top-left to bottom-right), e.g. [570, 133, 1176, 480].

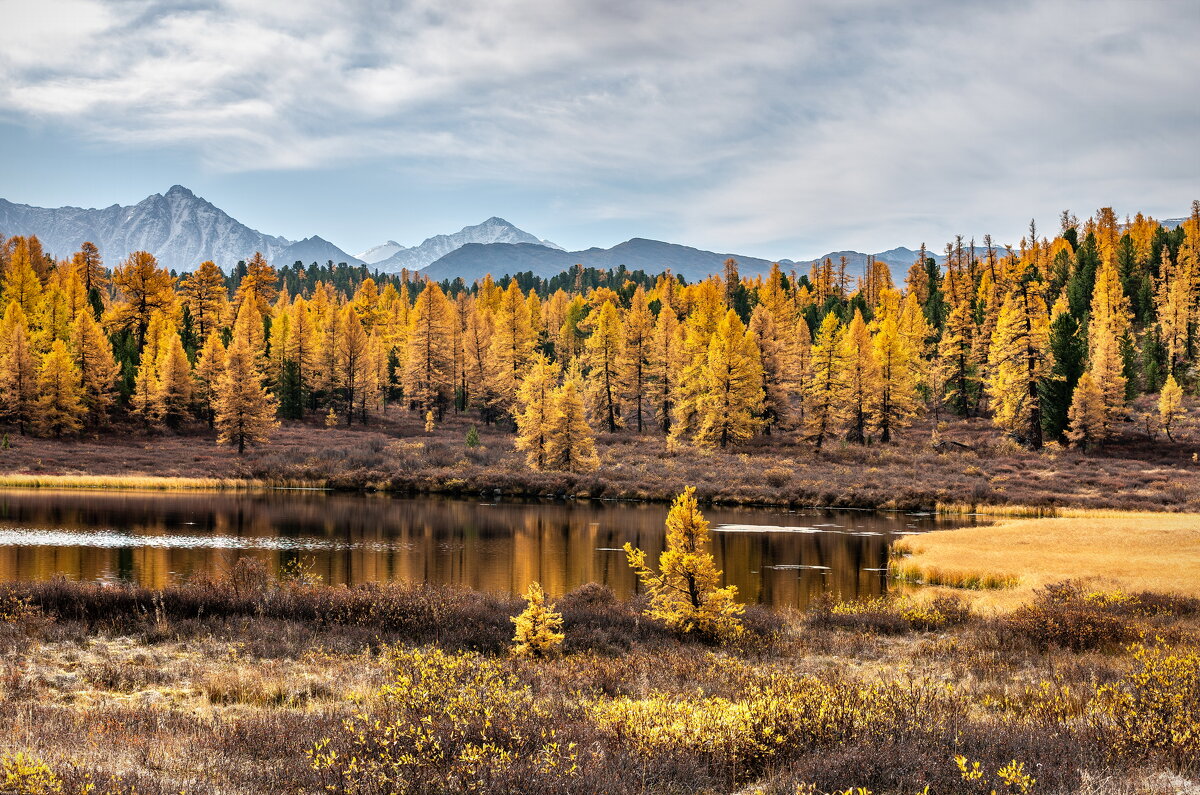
[1000, 583, 1135, 652]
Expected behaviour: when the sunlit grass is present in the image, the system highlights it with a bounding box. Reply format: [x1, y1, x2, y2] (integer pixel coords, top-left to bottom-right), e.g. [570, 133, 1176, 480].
[0, 473, 318, 491]
[894, 512, 1200, 610]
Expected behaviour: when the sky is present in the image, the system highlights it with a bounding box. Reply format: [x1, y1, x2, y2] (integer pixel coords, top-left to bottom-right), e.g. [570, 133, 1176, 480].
[0, 0, 1197, 260]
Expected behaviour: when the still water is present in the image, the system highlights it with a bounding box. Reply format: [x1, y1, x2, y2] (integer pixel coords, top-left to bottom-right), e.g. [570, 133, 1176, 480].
[0, 490, 977, 609]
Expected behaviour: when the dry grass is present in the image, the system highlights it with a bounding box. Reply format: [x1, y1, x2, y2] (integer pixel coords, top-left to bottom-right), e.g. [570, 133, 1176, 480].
[893, 513, 1200, 611]
[0, 474, 291, 490]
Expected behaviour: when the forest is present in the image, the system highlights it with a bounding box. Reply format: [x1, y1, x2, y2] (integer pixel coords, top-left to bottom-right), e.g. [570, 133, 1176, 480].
[0, 204, 1197, 485]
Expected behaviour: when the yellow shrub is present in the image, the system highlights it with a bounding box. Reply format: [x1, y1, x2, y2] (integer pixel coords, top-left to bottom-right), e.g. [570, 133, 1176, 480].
[0, 752, 62, 795]
[1092, 643, 1200, 765]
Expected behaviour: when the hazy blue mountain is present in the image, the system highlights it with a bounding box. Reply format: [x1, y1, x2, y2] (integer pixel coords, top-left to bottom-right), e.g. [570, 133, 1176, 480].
[279, 236, 364, 267]
[355, 240, 405, 264]
[372, 217, 563, 273]
[0, 185, 295, 272]
[421, 237, 776, 283]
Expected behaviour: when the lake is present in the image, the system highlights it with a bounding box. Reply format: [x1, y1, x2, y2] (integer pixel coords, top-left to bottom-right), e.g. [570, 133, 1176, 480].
[0, 489, 978, 609]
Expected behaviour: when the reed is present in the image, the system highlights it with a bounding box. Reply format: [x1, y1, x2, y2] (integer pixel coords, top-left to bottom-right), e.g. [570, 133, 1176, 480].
[0, 473, 318, 491]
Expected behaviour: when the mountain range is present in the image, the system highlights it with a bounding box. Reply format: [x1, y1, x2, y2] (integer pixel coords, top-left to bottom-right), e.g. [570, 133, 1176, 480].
[0, 185, 964, 283]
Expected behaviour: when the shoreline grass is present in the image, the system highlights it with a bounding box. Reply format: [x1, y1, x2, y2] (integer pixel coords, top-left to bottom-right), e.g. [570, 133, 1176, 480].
[0, 473, 320, 491]
[891, 512, 1200, 611]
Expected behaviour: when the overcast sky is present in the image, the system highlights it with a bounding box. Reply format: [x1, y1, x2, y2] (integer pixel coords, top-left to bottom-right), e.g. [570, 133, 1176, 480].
[1, 0, 1196, 259]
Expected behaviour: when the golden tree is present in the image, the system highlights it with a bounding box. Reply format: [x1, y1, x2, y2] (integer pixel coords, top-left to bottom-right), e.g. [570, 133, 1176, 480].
[69, 310, 120, 424]
[695, 309, 764, 448]
[336, 305, 372, 424]
[1, 237, 43, 315]
[488, 280, 536, 418]
[514, 353, 558, 470]
[1158, 374, 1185, 441]
[181, 260, 228, 341]
[129, 354, 162, 427]
[72, 241, 106, 295]
[622, 286, 655, 432]
[544, 373, 599, 472]
[214, 336, 278, 453]
[1065, 371, 1105, 451]
[510, 581, 565, 658]
[155, 330, 194, 427]
[623, 487, 743, 643]
[839, 309, 878, 443]
[582, 299, 624, 432]
[193, 330, 227, 428]
[36, 340, 85, 436]
[0, 304, 39, 434]
[106, 251, 176, 348]
[1087, 257, 1131, 434]
[403, 283, 454, 417]
[647, 301, 683, 434]
[987, 275, 1053, 449]
[804, 312, 845, 449]
[872, 313, 919, 442]
[233, 252, 278, 317]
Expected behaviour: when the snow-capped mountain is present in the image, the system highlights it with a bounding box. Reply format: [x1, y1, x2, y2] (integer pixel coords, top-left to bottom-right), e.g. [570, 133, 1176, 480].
[0, 185, 309, 272]
[355, 240, 406, 264]
[371, 217, 563, 274]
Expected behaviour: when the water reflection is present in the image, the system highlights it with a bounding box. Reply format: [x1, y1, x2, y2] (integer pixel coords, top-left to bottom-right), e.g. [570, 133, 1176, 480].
[0, 490, 977, 609]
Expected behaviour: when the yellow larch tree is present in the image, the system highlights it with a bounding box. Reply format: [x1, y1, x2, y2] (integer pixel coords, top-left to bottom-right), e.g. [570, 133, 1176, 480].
[1065, 371, 1105, 451]
[0, 303, 39, 434]
[36, 340, 85, 436]
[510, 581, 565, 658]
[233, 252, 278, 318]
[282, 296, 318, 415]
[1158, 374, 1185, 441]
[214, 335, 278, 454]
[514, 353, 558, 470]
[623, 487, 743, 643]
[647, 300, 683, 434]
[872, 312, 920, 442]
[804, 312, 846, 449]
[1, 237, 43, 316]
[622, 286, 655, 432]
[463, 298, 498, 421]
[987, 275, 1053, 449]
[129, 353, 162, 427]
[335, 304, 372, 425]
[180, 261, 229, 342]
[1154, 246, 1192, 378]
[193, 330, 227, 428]
[351, 277, 385, 333]
[582, 299, 624, 432]
[105, 251, 176, 349]
[748, 303, 794, 432]
[840, 309, 878, 443]
[543, 371, 599, 472]
[1087, 256, 1132, 436]
[155, 330, 194, 428]
[69, 310, 119, 425]
[69, 241, 106, 298]
[695, 309, 764, 448]
[403, 283, 454, 417]
[488, 281, 536, 419]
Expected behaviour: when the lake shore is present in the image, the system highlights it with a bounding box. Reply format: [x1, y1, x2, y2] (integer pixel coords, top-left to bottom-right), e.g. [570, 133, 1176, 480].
[2, 410, 1200, 511]
[893, 513, 1200, 611]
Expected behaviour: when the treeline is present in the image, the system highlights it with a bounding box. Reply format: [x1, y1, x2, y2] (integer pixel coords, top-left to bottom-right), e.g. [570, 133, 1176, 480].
[0, 203, 1196, 466]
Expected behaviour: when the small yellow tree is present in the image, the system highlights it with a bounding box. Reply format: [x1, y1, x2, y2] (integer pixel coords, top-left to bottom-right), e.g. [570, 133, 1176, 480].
[1066, 371, 1105, 451]
[623, 487, 744, 643]
[1159, 375, 1185, 441]
[510, 581, 565, 658]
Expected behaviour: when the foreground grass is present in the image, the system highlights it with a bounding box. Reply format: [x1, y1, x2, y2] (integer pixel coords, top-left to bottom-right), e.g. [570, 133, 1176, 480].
[0, 567, 1198, 794]
[893, 513, 1200, 611]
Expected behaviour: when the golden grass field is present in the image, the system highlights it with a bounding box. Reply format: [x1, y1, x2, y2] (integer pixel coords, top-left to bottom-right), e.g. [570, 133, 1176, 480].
[893, 512, 1200, 610]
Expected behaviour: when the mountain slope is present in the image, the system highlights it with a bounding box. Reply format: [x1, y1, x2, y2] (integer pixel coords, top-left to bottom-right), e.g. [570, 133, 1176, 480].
[355, 240, 406, 264]
[279, 236, 364, 267]
[373, 217, 563, 273]
[421, 237, 777, 283]
[0, 185, 299, 272]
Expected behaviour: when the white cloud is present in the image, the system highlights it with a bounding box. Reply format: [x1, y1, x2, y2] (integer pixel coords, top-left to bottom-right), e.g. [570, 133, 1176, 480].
[0, 0, 1196, 254]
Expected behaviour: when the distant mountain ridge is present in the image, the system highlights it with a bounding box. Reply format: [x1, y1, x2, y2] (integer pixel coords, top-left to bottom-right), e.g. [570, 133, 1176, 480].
[368, 217, 564, 274]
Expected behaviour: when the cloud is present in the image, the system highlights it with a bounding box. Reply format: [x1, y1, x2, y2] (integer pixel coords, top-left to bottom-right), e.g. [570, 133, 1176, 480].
[0, 0, 1197, 255]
